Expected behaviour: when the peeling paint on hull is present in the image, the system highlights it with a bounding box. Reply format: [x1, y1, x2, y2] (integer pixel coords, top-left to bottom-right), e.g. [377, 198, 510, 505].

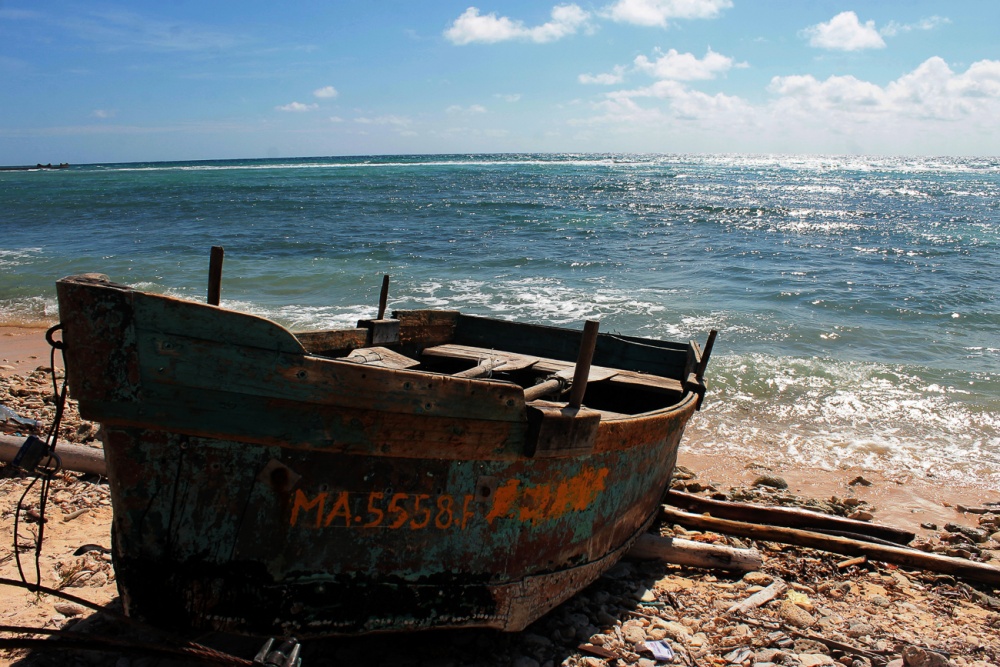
[56, 274, 707, 637]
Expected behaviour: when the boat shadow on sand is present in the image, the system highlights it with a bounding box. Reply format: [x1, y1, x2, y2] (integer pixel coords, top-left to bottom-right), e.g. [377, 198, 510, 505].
[11, 558, 692, 666]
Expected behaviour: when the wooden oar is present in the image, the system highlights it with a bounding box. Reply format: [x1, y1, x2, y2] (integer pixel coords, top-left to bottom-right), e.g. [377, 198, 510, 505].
[454, 352, 538, 378]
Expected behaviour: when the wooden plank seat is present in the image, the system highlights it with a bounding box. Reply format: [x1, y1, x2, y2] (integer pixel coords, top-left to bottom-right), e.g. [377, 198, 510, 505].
[421, 343, 684, 394]
[343, 346, 421, 369]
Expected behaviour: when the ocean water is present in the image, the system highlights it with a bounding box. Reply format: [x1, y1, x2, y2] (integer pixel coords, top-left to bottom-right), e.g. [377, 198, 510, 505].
[2, 154, 998, 487]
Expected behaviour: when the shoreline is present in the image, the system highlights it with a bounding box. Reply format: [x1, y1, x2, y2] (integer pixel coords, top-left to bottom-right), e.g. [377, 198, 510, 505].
[0, 325, 59, 378]
[1, 324, 995, 536]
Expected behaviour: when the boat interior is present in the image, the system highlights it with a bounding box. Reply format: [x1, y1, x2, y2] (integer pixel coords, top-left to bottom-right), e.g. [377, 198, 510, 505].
[292, 309, 705, 419]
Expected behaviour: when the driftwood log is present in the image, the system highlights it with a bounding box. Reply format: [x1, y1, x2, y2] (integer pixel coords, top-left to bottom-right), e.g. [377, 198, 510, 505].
[725, 578, 787, 615]
[661, 506, 1000, 587]
[666, 490, 915, 544]
[627, 533, 762, 572]
[0, 434, 106, 476]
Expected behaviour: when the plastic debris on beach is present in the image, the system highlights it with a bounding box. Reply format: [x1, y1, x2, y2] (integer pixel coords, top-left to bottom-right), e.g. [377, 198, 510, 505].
[644, 640, 675, 662]
[0, 402, 39, 430]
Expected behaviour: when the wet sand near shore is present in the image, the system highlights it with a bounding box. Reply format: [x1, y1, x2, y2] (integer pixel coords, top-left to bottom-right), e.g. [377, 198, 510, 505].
[0, 326, 60, 379]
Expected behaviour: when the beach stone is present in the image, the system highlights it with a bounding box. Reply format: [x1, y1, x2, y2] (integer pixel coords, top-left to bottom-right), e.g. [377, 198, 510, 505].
[743, 571, 772, 586]
[623, 624, 647, 647]
[512, 656, 540, 667]
[793, 640, 828, 655]
[846, 622, 875, 638]
[756, 649, 785, 663]
[779, 601, 815, 628]
[799, 654, 837, 667]
[596, 608, 617, 626]
[902, 646, 953, 667]
[660, 621, 691, 642]
[645, 627, 668, 641]
[53, 603, 85, 617]
[945, 523, 989, 543]
[849, 475, 873, 486]
[753, 475, 788, 490]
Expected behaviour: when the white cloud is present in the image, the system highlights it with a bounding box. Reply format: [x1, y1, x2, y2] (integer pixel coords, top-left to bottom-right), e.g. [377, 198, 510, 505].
[634, 47, 742, 81]
[354, 115, 412, 127]
[276, 102, 319, 112]
[602, 0, 732, 28]
[91, 109, 115, 119]
[495, 93, 522, 102]
[446, 104, 488, 114]
[881, 16, 950, 38]
[571, 56, 1000, 153]
[444, 4, 591, 44]
[328, 116, 344, 123]
[802, 11, 885, 51]
[579, 65, 626, 85]
[313, 86, 338, 99]
[768, 57, 1000, 121]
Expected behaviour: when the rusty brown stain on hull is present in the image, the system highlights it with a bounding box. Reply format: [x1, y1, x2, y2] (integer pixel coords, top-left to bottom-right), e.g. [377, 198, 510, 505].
[56, 274, 708, 636]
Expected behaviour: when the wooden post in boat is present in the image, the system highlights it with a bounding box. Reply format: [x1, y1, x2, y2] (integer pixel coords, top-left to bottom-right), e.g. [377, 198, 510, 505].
[377, 274, 390, 320]
[207, 246, 224, 306]
[696, 329, 718, 382]
[568, 320, 600, 409]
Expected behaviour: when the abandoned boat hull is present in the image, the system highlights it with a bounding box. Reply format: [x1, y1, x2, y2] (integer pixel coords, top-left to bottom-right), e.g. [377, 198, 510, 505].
[56, 274, 706, 636]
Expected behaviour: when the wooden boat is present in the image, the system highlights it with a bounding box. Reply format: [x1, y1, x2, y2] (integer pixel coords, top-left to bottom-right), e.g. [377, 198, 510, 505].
[55, 272, 714, 637]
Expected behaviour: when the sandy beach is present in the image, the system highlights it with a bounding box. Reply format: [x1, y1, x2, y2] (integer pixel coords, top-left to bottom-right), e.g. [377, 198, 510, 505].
[1, 324, 998, 666]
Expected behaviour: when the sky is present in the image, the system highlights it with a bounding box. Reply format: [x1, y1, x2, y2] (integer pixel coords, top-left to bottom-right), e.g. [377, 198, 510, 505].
[1, 1, 999, 163]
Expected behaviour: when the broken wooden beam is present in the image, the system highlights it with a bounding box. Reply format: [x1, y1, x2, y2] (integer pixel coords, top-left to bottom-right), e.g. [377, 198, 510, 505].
[726, 578, 787, 616]
[0, 434, 106, 476]
[665, 490, 915, 545]
[627, 533, 762, 572]
[660, 506, 1000, 586]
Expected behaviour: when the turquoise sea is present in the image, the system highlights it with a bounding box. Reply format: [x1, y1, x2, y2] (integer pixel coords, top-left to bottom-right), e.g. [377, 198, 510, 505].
[2, 154, 998, 487]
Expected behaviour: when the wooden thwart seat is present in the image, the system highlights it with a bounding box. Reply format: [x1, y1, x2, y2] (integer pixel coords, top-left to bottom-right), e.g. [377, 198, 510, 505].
[421, 343, 684, 394]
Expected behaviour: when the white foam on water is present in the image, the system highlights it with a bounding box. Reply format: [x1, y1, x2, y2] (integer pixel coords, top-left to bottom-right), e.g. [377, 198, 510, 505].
[685, 353, 1000, 487]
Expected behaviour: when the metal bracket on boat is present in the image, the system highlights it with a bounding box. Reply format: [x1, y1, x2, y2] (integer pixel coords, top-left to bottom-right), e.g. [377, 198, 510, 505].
[253, 637, 302, 667]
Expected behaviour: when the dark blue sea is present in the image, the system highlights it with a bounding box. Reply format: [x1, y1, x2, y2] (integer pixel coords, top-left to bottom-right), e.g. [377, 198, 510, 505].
[2, 154, 998, 486]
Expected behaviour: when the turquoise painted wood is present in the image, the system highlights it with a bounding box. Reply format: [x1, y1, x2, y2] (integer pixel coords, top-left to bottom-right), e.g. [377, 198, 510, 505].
[55, 273, 711, 637]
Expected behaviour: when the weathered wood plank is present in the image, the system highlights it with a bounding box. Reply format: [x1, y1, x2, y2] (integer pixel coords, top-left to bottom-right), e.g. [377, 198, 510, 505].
[134, 291, 305, 354]
[135, 330, 526, 423]
[661, 506, 1000, 586]
[344, 347, 421, 369]
[665, 490, 915, 545]
[454, 314, 691, 378]
[394, 310, 459, 347]
[294, 329, 368, 354]
[627, 533, 762, 572]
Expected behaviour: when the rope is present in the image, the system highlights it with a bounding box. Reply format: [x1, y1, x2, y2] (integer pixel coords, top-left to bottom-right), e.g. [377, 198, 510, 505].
[13, 325, 68, 589]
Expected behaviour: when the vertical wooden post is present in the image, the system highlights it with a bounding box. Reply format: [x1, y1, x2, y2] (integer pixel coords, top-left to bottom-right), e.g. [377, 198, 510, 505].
[208, 246, 224, 306]
[696, 329, 718, 382]
[568, 320, 600, 409]
[377, 275, 390, 320]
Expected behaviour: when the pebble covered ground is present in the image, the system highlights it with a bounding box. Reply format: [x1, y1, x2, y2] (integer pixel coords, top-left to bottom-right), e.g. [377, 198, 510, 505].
[2, 367, 999, 667]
